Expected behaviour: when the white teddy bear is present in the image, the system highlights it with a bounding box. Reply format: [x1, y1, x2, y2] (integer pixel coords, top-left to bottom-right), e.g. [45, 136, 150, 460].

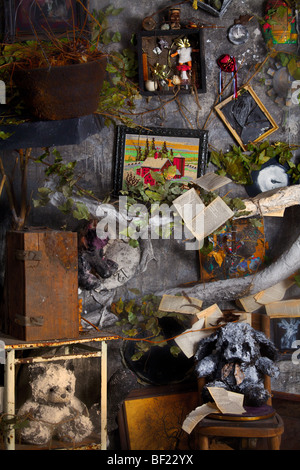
[17, 362, 93, 446]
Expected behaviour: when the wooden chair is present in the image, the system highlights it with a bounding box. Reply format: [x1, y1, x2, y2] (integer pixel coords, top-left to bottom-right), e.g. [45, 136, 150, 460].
[195, 314, 285, 450]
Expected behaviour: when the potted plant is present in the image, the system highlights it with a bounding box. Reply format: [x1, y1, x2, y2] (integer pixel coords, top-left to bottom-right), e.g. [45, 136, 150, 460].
[0, 2, 140, 124]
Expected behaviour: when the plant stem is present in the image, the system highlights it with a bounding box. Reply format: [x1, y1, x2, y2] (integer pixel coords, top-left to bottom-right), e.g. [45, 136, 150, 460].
[18, 148, 32, 230]
[0, 157, 19, 227]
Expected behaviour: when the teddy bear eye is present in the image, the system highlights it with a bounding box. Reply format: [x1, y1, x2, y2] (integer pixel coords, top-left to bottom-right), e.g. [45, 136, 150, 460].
[66, 386, 71, 392]
[49, 387, 57, 393]
[243, 343, 251, 354]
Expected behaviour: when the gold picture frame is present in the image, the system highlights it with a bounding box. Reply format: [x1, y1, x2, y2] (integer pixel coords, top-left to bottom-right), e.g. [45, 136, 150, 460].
[214, 85, 278, 150]
[118, 384, 199, 450]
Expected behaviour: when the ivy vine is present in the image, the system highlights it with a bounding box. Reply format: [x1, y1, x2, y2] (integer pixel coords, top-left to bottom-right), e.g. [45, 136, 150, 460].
[210, 141, 300, 186]
[111, 292, 187, 361]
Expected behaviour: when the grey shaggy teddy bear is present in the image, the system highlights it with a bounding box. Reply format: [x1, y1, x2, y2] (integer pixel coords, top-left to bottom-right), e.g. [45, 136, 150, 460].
[194, 322, 280, 407]
[17, 363, 93, 446]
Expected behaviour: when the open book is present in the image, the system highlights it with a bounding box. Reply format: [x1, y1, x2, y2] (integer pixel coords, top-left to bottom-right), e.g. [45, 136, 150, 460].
[173, 188, 234, 243]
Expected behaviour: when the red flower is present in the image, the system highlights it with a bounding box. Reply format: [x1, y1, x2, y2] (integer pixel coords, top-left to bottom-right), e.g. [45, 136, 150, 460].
[263, 23, 271, 31]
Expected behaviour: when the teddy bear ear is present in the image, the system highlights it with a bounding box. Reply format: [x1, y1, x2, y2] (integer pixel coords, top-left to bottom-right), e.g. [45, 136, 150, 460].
[28, 364, 47, 380]
[194, 331, 219, 362]
[65, 360, 74, 372]
[253, 330, 278, 361]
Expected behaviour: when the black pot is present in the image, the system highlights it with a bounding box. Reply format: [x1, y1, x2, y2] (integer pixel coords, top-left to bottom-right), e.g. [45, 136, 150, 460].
[13, 58, 107, 121]
[121, 317, 195, 386]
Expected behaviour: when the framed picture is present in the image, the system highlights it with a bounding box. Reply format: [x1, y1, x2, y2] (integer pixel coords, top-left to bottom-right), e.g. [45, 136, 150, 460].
[113, 126, 209, 196]
[118, 384, 199, 450]
[137, 28, 206, 96]
[270, 316, 300, 358]
[3, 0, 87, 42]
[214, 85, 279, 150]
[194, 0, 233, 18]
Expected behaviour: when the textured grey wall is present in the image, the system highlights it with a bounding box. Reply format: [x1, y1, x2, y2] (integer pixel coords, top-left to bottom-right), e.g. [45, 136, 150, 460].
[1, 0, 300, 417]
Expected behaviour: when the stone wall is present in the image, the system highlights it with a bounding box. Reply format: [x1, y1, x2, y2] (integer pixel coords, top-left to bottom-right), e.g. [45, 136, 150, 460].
[0, 0, 300, 448]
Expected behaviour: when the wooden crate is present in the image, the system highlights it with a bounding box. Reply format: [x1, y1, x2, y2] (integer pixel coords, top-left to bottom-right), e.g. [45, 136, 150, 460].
[3, 229, 79, 341]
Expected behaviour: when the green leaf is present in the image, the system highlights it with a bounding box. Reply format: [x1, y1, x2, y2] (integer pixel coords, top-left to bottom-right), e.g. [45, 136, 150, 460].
[288, 57, 300, 80]
[129, 238, 139, 248]
[145, 317, 158, 332]
[276, 5, 287, 18]
[294, 273, 300, 287]
[125, 299, 136, 314]
[154, 335, 168, 347]
[123, 327, 139, 337]
[163, 165, 177, 180]
[131, 351, 144, 361]
[145, 189, 163, 202]
[114, 298, 124, 315]
[278, 52, 289, 67]
[250, 218, 263, 228]
[58, 198, 74, 214]
[149, 170, 165, 184]
[170, 346, 181, 357]
[72, 202, 90, 220]
[111, 32, 121, 43]
[128, 288, 141, 296]
[0, 131, 12, 140]
[128, 311, 138, 325]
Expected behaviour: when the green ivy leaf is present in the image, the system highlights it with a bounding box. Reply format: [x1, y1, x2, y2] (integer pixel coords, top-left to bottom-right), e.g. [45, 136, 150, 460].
[72, 202, 90, 220]
[123, 328, 139, 337]
[0, 131, 12, 140]
[58, 198, 74, 214]
[128, 311, 138, 325]
[170, 346, 181, 357]
[111, 32, 121, 43]
[288, 57, 300, 80]
[130, 351, 144, 361]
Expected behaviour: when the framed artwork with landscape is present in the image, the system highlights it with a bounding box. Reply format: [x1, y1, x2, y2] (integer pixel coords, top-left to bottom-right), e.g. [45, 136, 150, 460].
[113, 126, 209, 197]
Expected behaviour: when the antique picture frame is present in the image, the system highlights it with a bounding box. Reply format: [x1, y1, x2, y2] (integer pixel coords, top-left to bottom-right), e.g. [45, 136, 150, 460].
[214, 85, 279, 150]
[270, 316, 300, 358]
[137, 28, 206, 96]
[194, 0, 233, 18]
[117, 384, 199, 450]
[3, 0, 87, 42]
[113, 126, 209, 196]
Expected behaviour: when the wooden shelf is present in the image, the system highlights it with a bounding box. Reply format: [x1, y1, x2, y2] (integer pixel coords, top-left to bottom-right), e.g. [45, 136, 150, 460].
[0, 330, 117, 350]
[13, 434, 102, 451]
[1, 333, 117, 450]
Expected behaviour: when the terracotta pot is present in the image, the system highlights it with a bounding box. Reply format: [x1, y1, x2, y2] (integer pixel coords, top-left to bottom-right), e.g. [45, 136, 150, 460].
[13, 58, 107, 120]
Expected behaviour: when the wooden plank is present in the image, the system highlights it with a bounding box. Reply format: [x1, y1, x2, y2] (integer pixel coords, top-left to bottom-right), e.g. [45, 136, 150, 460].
[5, 230, 79, 341]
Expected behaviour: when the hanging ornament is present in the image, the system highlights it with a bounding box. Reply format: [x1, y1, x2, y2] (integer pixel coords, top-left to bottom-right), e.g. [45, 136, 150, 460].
[217, 54, 238, 100]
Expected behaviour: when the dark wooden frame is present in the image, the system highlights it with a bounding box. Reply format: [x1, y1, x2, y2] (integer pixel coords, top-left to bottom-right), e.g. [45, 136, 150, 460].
[194, 0, 233, 18]
[113, 125, 209, 196]
[137, 28, 206, 96]
[269, 316, 300, 360]
[3, 0, 87, 42]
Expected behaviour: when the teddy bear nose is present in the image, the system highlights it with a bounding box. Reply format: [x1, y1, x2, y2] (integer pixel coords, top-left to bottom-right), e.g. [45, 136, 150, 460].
[60, 393, 66, 399]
